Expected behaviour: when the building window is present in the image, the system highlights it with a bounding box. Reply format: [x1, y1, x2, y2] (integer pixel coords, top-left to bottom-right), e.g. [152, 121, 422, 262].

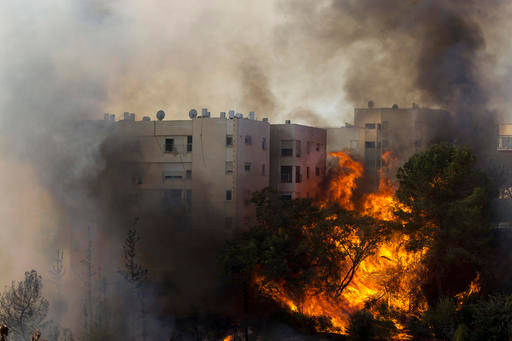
[261, 164, 266, 176]
[163, 171, 182, 180]
[165, 138, 174, 152]
[226, 190, 232, 201]
[316, 143, 320, 151]
[306, 166, 310, 179]
[163, 189, 182, 205]
[225, 161, 233, 174]
[281, 166, 293, 183]
[244, 162, 251, 172]
[185, 189, 192, 204]
[226, 135, 233, 146]
[295, 166, 302, 183]
[225, 217, 233, 229]
[365, 123, 376, 129]
[261, 137, 267, 150]
[280, 193, 293, 200]
[315, 167, 320, 176]
[296, 140, 301, 157]
[281, 140, 293, 157]
[365, 159, 376, 170]
[281, 148, 293, 157]
[245, 135, 252, 145]
[186, 170, 192, 179]
[187, 136, 193, 152]
[131, 175, 143, 185]
[365, 141, 376, 148]
[499, 136, 512, 150]
[243, 216, 250, 226]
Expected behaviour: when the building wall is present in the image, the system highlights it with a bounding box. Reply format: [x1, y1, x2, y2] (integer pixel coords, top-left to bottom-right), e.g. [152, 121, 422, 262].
[270, 123, 326, 199]
[117, 117, 270, 231]
[235, 119, 270, 227]
[351, 105, 452, 184]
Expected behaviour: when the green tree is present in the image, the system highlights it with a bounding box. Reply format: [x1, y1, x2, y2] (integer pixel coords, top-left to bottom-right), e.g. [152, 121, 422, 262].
[395, 143, 494, 303]
[0, 270, 49, 341]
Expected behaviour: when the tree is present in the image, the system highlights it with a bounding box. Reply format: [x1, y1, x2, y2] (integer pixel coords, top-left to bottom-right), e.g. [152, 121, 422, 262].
[221, 188, 392, 315]
[119, 223, 148, 341]
[0, 270, 49, 341]
[48, 249, 66, 323]
[395, 143, 494, 303]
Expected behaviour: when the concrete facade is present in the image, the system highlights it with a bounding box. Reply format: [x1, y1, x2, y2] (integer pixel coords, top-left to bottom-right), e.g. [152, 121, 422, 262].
[353, 104, 451, 171]
[116, 115, 270, 231]
[326, 103, 452, 185]
[270, 122, 327, 200]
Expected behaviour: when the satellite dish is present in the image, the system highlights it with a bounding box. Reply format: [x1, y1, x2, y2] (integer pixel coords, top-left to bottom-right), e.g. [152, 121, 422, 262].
[189, 109, 198, 119]
[156, 110, 165, 121]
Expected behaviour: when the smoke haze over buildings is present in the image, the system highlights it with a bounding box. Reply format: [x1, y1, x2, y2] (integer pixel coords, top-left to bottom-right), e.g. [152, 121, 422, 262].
[1, 0, 512, 337]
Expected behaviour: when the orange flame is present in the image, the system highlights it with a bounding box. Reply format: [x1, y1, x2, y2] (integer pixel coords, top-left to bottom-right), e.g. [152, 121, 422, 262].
[255, 151, 426, 337]
[455, 273, 480, 306]
[326, 151, 364, 210]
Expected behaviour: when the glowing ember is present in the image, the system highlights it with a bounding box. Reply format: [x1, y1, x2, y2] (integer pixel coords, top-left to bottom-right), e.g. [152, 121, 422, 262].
[255, 151, 427, 337]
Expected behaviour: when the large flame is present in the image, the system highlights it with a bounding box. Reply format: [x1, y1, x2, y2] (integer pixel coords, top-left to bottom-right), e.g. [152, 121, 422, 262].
[255, 151, 427, 336]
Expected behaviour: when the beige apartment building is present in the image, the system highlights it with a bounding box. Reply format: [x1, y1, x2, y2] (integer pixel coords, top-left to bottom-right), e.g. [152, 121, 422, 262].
[113, 110, 270, 231]
[270, 121, 327, 200]
[327, 102, 452, 185]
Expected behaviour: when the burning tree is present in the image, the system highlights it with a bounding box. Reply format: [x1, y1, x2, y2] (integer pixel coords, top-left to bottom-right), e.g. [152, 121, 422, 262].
[221, 188, 393, 331]
[222, 145, 499, 338]
[0, 270, 49, 341]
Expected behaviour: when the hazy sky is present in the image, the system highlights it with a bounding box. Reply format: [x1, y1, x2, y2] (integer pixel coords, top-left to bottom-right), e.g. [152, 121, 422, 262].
[2, 0, 512, 127]
[0, 0, 355, 126]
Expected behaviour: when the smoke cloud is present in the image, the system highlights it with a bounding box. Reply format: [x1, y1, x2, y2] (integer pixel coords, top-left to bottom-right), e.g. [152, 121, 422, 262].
[1, 0, 512, 338]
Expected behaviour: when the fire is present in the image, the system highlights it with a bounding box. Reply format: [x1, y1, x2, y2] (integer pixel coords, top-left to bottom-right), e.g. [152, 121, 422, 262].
[223, 336, 233, 341]
[325, 151, 364, 210]
[455, 273, 481, 306]
[255, 151, 427, 336]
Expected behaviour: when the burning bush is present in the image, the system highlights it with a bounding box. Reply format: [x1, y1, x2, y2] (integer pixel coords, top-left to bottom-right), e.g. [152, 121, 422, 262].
[222, 144, 500, 338]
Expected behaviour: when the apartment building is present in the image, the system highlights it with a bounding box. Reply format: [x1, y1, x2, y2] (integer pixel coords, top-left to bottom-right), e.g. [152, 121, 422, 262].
[270, 121, 327, 200]
[326, 124, 361, 166]
[327, 102, 452, 185]
[113, 110, 270, 231]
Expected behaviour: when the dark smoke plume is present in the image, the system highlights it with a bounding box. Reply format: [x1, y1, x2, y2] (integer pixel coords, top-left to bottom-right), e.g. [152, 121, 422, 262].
[278, 0, 508, 153]
[1, 0, 512, 338]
